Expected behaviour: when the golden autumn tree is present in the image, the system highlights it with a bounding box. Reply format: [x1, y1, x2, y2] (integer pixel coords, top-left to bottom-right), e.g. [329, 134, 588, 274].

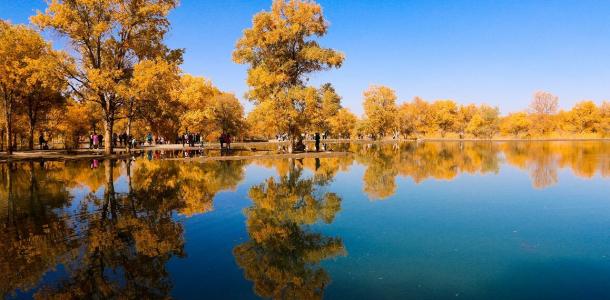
[0, 21, 61, 154]
[396, 102, 416, 139]
[208, 93, 247, 139]
[127, 58, 183, 141]
[455, 104, 478, 139]
[362, 85, 397, 139]
[246, 102, 277, 140]
[20, 55, 67, 150]
[500, 112, 532, 137]
[177, 74, 222, 138]
[328, 107, 357, 139]
[432, 100, 458, 137]
[560, 100, 600, 135]
[308, 83, 342, 135]
[32, 0, 179, 154]
[233, 0, 344, 151]
[56, 99, 94, 148]
[410, 97, 435, 138]
[466, 105, 500, 138]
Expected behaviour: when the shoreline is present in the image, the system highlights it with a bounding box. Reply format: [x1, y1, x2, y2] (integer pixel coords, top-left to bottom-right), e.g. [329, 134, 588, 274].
[1, 138, 609, 162]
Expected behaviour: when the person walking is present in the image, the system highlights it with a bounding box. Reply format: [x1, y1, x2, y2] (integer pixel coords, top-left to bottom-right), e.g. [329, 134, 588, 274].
[39, 134, 46, 150]
[226, 133, 231, 150]
[315, 132, 321, 152]
[92, 134, 99, 149]
[219, 132, 225, 150]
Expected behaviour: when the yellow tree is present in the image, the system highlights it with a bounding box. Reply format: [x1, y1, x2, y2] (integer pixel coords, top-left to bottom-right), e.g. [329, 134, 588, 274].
[410, 97, 435, 138]
[127, 58, 183, 141]
[432, 100, 458, 137]
[466, 105, 500, 138]
[308, 83, 342, 134]
[33, 0, 179, 154]
[233, 0, 344, 151]
[500, 112, 532, 137]
[246, 102, 277, 140]
[396, 102, 416, 139]
[209, 93, 247, 138]
[177, 74, 221, 138]
[0, 21, 53, 154]
[20, 49, 69, 149]
[328, 108, 357, 139]
[56, 100, 91, 148]
[362, 85, 397, 139]
[456, 104, 478, 139]
[560, 100, 600, 134]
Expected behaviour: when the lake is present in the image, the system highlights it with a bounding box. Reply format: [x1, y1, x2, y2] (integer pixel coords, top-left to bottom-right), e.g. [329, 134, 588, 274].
[1, 141, 610, 299]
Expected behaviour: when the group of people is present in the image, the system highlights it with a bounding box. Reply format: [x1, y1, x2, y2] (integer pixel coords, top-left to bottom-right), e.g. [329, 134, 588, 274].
[180, 132, 202, 147]
[89, 132, 138, 149]
[89, 133, 105, 149]
[87, 131, 233, 150]
[116, 132, 137, 148]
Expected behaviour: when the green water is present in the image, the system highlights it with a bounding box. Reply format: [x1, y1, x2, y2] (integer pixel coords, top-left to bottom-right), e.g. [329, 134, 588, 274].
[1, 141, 610, 299]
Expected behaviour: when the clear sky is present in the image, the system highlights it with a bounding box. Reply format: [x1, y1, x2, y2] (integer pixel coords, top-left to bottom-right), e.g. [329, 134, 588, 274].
[2, 0, 610, 115]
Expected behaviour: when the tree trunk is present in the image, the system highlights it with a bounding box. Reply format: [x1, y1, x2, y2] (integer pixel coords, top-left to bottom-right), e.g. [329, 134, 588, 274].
[288, 136, 294, 153]
[104, 117, 114, 155]
[4, 109, 12, 155]
[28, 123, 35, 150]
[126, 117, 131, 153]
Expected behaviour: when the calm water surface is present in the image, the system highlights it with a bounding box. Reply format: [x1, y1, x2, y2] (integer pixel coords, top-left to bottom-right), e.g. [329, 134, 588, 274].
[1, 141, 610, 299]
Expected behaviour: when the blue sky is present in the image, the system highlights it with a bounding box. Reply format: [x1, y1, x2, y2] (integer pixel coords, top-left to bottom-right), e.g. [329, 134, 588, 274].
[2, 0, 610, 115]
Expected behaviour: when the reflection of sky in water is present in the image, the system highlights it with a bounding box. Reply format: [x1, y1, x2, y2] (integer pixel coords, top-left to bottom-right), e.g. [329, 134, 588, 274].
[320, 164, 610, 299]
[2, 141, 610, 299]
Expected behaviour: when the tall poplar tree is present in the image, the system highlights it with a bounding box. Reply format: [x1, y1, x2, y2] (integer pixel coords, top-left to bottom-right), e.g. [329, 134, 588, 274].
[32, 0, 179, 154]
[233, 0, 344, 151]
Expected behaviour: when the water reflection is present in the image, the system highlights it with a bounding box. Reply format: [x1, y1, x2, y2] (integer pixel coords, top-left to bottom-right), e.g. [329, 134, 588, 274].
[0, 158, 246, 298]
[0, 141, 609, 298]
[36, 159, 185, 298]
[234, 160, 345, 299]
[0, 161, 75, 297]
[350, 141, 609, 199]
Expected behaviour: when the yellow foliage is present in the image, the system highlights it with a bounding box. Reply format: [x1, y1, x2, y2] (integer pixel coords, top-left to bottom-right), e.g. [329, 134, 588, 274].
[234, 0, 344, 143]
[362, 85, 398, 139]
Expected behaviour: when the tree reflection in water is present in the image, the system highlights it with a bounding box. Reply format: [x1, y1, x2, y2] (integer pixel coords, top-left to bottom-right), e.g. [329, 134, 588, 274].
[34, 159, 186, 299]
[0, 142, 609, 297]
[234, 159, 346, 300]
[0, 161, 75, 298]
[0, 158, 246, 298]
